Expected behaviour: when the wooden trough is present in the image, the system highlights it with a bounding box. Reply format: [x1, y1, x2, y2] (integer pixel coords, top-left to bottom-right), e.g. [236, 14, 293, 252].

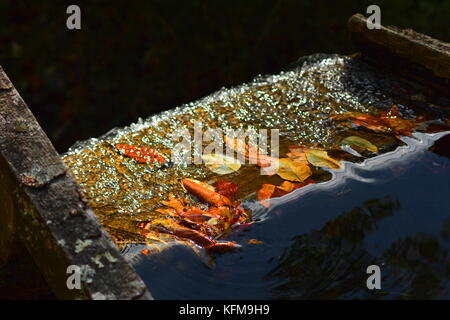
[0, 14, 449, 299]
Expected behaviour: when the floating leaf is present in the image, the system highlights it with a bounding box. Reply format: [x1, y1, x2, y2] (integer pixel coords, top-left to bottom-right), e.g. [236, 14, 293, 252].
[115, 144, 166, 164]
[248, 239, 263, 245]
[258, 184, 285, 207]
[257, 179, 315, 207]
[183, 178, 232, 207]
[306, 150, 341, 169]
[341, 136, 378, 152]
[331, 108, 417, 137]
[278, 181, 300, 192]
[277, 158, 312, 182]
[202, 153, 241, 175]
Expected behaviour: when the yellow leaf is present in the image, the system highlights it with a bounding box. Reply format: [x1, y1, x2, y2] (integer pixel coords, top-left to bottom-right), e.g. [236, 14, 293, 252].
[202, 153, 241, 175]
[277, 158, 312, 182]
[341, 136, 378, 152]
[306, 150, 341, 169]
[207, 217, 219, 226]
[248, 239, 263, 245]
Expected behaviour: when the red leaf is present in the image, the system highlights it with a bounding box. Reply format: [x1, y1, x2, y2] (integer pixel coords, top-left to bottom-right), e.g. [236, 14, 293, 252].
[116, 144, 166, 164]
[206, 241, 241, 253]
[213, 180, 239, 199]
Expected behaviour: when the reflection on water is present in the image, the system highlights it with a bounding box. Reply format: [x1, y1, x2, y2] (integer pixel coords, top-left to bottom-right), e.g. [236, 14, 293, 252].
[266, 196, 399, 299]
[131, 132, 450, 299]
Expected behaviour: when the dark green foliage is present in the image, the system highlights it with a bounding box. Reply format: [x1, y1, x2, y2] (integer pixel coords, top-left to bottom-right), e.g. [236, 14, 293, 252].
[0, 0, 448, 151]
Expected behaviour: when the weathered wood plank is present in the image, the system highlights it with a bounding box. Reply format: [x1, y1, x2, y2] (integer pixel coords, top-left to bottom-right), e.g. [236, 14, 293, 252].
[348, 13, 450, 96]
[0, 66, 152, 300]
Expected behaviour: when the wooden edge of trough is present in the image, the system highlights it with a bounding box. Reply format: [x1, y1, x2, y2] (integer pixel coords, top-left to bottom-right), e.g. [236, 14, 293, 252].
[0, 66, 153, 300]
[348, 13, 450, 95]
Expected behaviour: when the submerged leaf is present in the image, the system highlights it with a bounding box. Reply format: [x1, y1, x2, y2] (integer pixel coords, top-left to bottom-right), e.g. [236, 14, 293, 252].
[202, 153, 241, 175]
[306, 150, 341, 169]
[224, 136, 278, 168]
[115, 144, 166, 164]
[332, 108, 417, 137]
[161, 195, 186, 213]
[341, 136, 378, 152]
[213, 180, 239, 199]
[277, 158, 312, 182]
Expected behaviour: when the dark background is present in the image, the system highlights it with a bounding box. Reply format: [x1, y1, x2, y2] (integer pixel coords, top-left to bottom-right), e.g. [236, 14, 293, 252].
[1, 0, 449, 152]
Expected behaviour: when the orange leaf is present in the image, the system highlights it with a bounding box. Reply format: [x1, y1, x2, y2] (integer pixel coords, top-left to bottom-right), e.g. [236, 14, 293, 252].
[224, 136, 278, 168]
[257, 179, 315, 207]
[116, 144, 166, 164]
[161, 195, 186, 213]
[332, 110, 417, 137]
[257, 184, 287, 208]
[183, 178, 232, 207]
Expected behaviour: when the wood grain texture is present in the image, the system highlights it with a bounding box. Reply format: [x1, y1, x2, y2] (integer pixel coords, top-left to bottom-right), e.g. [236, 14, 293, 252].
[0, 66, 152, 300]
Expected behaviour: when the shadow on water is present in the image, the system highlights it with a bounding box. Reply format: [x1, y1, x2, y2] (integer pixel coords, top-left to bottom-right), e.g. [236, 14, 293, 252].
[130, 131, 450, 299]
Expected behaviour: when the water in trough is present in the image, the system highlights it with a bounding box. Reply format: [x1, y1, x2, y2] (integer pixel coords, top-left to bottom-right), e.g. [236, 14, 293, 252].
[62, 54, 450, 299]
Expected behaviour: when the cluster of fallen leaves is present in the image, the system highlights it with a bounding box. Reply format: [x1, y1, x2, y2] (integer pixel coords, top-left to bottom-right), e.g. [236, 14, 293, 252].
[257, 145, 342, 207]
[137, 178, 248, 253]
[113, 106, 421, 254]
[331, 106, 419, 138]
